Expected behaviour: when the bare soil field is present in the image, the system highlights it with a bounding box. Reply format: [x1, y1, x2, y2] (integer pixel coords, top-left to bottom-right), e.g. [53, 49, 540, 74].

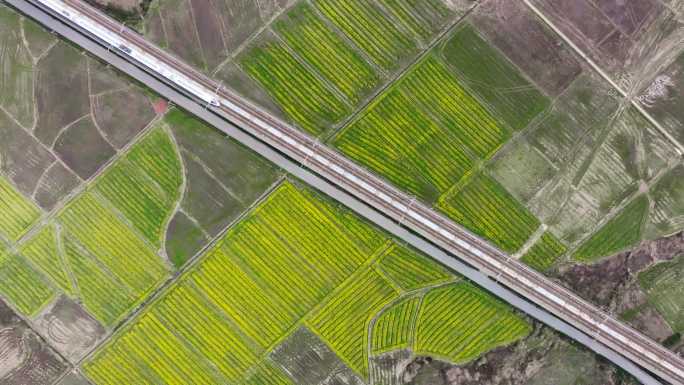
[141, 0, 287, 72]
[92, 88, 155, 149]
[557, 231, 683, 346]
[271, 327, 364, 385]
[529, 0, 680, 92]
[35, 43, 90, 147]
[34, 296, 106, 363]
[0, 299, 67, 385]
[0, 12, 159, 205]
[53, 116, 116, 180]
[470, 0, 581, 96]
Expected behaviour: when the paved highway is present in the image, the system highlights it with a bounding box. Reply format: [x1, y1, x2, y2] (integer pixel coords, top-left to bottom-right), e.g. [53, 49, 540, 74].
[13, 0, 683, 383]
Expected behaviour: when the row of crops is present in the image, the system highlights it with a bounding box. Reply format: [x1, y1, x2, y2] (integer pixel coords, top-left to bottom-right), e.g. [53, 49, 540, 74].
[333, 53, 507, 203]
[0, 127, 179, 324]
[414, 283, 531, 362]
[438, 173, 541, 254]
[240, 1, 454, 136]
[0, 176, 41, 242]
[520, 232, 567, 271]
[0, 243, 54, 315]
[0, 176, 54, 315]
[93, 127, 183, 247]
[84, 181, 532, 383]
[370, 282, 531, 364]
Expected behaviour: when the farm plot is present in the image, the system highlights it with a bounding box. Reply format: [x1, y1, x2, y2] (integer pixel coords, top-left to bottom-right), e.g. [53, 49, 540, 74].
[84, 181, 533, 383]
[573, 195, 649, 262]
[141, 0, 283, 72]
[383, 0, 453, 41]
[371, 295, 421, 354]
[84, 181, 389, 382]
[0, 11, 156, 210]
[470, 0, 581, 96]
[414, 283, 531, 363]
[638, 255, 684, 333]
[0, 243, 55, 316]
[191, 181, 386, 348]
[490, 139, 555, 204]
[536, 106, 664, 246]
[438, 173, 541, 254]
[376, 243, 453, 291]
[57, 193, 169, 325]
[333, 55, 505, 204]
[273, 3, 379, 104]
[521, 232, 567, 271]
[239, 0, 460, 136]
[93, 127, 182, 248]
[313, 0, 417, 71]
[0, 176, 41, 241]
[21, 224, 74, 296]
[240, 36, 350, 136]
[0, 6, 35, 129]
[308, 268, 399, 377]
[529, 0, 667, 84]
[164, 110, 279, 267]
[440, 24, 550, 132]
[647, 164, 684, 238]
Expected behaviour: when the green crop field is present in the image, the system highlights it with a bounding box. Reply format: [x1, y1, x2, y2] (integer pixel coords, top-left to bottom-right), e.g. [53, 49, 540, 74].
[314, 0, 416, 71]
[440, 24, 550, 132]
[376, 243, 453, 291]
[0, 243, 54, 316]
[574, 195, 649, 262]
[308, 268, 399, 376]
[371, 295, 421, 354]
[521, 232, 567, 271]
[241, 41, 350, 136]
[438, 173, 540, 253]
[93, 127, 182, 247]
[0, 176, 41, 241]
[84, 181, 532, 383]
[414, 283, 531, 363]
[333, 54, 508, 204]
[273, 3, 379, 104]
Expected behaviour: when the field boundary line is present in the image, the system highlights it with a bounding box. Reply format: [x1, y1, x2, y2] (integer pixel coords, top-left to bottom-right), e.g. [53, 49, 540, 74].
[522, 0, 684, 156]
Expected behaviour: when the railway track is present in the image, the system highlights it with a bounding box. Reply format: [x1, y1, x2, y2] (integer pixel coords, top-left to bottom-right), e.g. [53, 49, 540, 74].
[25, 0, 684, 383]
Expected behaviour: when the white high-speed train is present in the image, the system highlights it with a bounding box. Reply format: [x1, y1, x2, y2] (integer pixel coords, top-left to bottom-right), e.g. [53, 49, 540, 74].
[37, 0, 221, 107]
